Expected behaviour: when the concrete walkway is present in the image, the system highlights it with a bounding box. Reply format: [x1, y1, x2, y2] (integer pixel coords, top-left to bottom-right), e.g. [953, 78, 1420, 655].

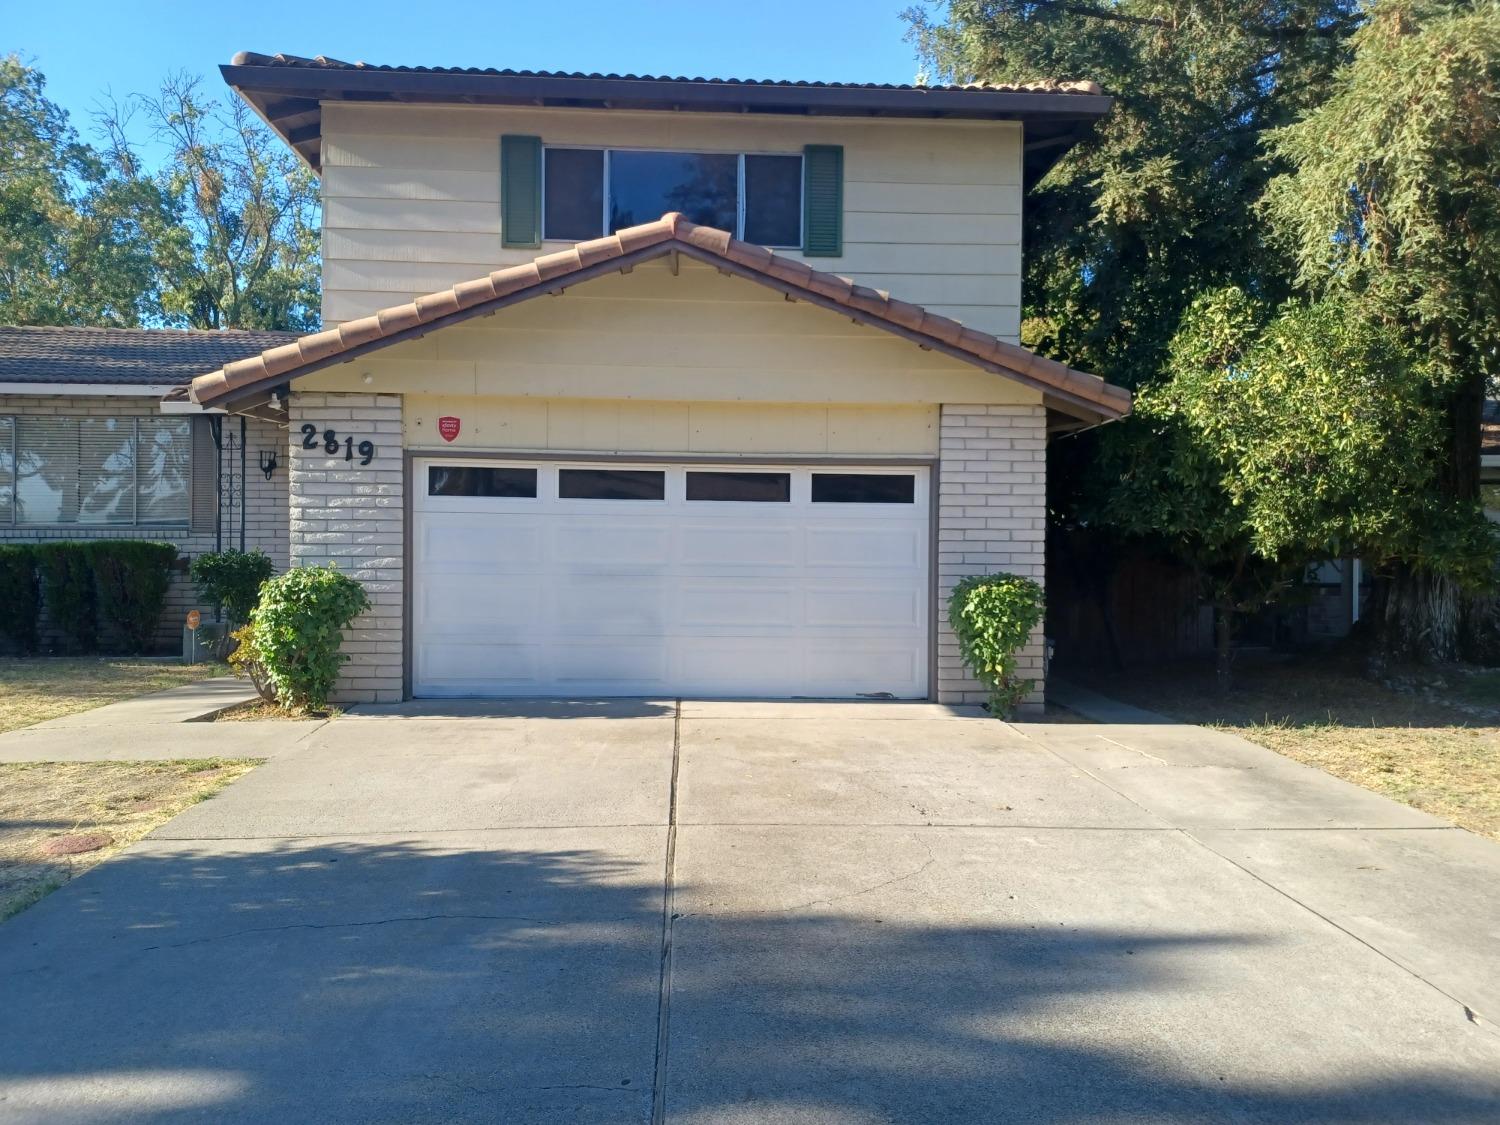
[0, 677, 324, 762]
[0, 699, 1497, 1123]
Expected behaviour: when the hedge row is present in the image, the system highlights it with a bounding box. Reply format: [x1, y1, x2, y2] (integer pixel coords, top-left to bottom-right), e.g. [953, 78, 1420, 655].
[0, 541, 179, 656]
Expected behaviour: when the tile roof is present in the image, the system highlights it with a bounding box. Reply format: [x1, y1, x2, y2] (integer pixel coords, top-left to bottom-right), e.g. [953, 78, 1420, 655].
[229, 52, 1105, 96]
[190, 213, 1131, 422]
[0, 325, 300, 387]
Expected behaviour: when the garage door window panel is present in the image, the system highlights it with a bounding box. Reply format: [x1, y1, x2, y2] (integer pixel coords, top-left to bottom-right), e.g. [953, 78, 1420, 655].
[686, 471, 791, 503]
[811, 473, 917, 505]
[559, 468, 665, 501]
[428, 465, 537, 498]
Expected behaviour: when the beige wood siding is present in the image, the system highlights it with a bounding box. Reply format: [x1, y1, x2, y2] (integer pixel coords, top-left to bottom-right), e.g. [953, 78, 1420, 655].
[403, 396, 939, 457]
[296, 258, 1042, 409]
[320, 104, 1024, 339]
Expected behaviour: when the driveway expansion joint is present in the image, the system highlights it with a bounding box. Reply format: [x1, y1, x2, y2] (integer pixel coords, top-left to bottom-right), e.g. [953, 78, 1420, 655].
[1179, 828, 1497, 1038]
[650, 699, 683, 1125]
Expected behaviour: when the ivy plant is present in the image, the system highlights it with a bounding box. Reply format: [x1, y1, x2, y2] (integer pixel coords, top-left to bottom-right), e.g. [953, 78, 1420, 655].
[248, 564, 369, 711]
[947, 573, 1045, 718]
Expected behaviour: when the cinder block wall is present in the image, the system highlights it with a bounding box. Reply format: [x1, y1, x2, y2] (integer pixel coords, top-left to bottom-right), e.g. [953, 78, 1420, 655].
[935, 403, 1047, 712]
[0, 394, 288, 653]
[287, 392, 404, 703]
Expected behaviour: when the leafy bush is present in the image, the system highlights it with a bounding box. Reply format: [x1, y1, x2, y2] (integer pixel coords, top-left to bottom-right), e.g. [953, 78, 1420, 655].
[88, 541, 178, 654]
[191, 549, 275, 626]
[227, 623, 277, 703]
[249, 564, 370, 710]
[0, 545, 40, 654]
[34, 542, 97, 653]
[947, 573, 1046, 718]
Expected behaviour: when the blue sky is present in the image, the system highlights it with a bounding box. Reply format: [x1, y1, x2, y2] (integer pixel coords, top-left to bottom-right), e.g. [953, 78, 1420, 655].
[9, 0, 930, 147]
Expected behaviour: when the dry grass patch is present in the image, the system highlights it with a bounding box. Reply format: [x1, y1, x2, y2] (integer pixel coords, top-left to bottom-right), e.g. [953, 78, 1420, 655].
[1088, 657, 1500, 841]
[213, 699, 342, 722]
[0, 758, 259, 921]
[0, 658, 225, 734]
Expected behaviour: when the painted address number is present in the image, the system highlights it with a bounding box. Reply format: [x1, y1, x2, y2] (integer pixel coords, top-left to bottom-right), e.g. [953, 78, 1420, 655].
[301, 423, 375, 466]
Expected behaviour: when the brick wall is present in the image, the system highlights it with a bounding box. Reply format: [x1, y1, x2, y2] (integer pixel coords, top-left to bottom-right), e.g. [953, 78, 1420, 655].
[0, 393, 288, 653]
[287, 392, 404, 703]
[936, 403, 1047, 712]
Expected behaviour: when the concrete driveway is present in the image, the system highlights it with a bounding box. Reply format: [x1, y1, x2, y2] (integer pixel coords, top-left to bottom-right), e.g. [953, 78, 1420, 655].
[1, 700, 1498, 1124]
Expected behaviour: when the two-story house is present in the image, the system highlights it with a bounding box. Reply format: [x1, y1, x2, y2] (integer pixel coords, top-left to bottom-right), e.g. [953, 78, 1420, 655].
[2, 52, 1131, 705]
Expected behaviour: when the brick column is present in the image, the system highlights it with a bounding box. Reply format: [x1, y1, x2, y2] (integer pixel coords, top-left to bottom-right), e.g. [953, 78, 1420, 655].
[936, 403, 1047, 712]
[287, 392, 404, 703]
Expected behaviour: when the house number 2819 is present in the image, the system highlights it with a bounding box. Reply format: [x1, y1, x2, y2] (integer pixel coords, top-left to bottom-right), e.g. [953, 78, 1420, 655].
[301, 423, 376, 466]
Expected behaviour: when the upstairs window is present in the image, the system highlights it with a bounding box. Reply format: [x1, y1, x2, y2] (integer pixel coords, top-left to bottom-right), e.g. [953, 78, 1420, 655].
[544, 148, 803, 248]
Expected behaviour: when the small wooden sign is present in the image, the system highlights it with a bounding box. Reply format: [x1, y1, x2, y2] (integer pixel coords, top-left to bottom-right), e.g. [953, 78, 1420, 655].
[186, 610, 201, 631]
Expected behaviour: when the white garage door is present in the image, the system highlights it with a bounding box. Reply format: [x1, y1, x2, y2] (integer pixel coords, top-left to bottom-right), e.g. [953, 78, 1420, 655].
[411, 459, 930, 698]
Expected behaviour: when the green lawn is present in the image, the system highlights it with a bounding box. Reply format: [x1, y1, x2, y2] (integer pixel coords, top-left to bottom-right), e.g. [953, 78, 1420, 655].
[0, 658, 224, 735]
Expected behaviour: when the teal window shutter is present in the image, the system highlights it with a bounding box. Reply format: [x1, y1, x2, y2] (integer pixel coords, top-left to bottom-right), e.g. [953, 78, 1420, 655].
[500, 135, 543, 249]
[802, 144, 843, 257]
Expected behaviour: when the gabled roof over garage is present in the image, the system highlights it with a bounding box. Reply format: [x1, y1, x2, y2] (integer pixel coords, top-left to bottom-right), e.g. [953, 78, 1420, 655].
[189, 213, 1132, 424]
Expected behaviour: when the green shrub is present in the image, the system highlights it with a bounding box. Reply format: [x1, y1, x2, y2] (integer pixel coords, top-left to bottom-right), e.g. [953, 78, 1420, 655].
[88, 541, 178, 654]
[34, 542, 97, 653]
[190, 549, 276, 627]
[947, 573, 1046, 718]
[0, 545, 40, 654]
[249, 564, 370, 710]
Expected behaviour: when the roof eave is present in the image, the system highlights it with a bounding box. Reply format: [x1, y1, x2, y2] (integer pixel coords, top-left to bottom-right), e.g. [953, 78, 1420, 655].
[221, 61, 1112, 178]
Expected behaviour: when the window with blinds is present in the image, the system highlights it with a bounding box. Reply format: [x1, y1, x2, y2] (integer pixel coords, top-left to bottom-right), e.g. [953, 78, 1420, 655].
[0, 415, 192, 527]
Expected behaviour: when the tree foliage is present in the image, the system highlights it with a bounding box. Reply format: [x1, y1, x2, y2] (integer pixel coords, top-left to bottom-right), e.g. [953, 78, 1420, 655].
[1261, 0, 1500, 659]
[100, 74, 320, 330]
[907, 0, 1360, 386]
[1120, 288, 1492, 569]
[912, 0, 1500, 669]
[1264, 0, 1500, 394]
[1101, 285, 1496, 682]
[0, 55, 169, 325]
[0, 56, 319, 331]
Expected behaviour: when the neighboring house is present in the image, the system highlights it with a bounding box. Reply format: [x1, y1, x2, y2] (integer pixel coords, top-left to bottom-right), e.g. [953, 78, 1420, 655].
[0, 326, 294, 649]
[138, 53, 1133, 705]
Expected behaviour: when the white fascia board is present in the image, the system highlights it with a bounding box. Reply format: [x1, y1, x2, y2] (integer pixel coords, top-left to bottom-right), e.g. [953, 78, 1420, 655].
[0, 381, 180, 396]
[159, 399, 226, 414]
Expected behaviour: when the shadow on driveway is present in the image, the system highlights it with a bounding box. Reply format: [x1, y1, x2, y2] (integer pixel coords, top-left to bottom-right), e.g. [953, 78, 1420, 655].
[2, 837, 1497, 1123]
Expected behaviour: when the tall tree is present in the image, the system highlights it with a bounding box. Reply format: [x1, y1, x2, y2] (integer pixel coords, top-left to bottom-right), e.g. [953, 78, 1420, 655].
[906, 0, 1361, 388]
[906, 0, 1367, 669]
[1107, 285, 1494, 684]
[1263, 0, 1500, 661]
[101, 74, 320, 331]
[0, 55, 167, 325]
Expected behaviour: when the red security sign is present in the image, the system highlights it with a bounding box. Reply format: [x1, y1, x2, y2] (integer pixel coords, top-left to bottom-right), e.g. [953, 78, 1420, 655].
[437, 416, 461, 443]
